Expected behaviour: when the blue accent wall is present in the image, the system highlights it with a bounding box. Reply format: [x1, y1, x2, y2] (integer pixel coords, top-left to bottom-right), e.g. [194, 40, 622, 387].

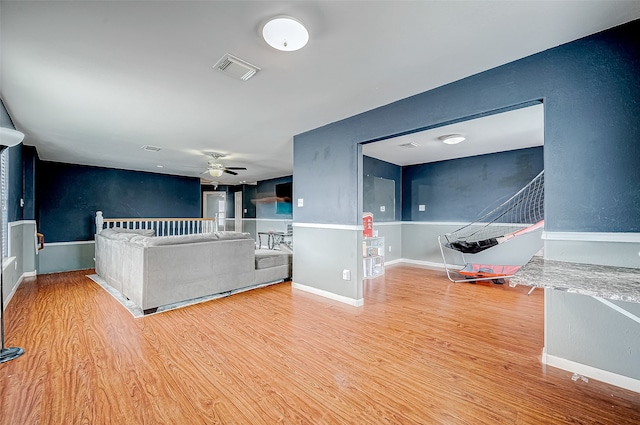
[243, 185, 257, 219]
[363, 156, 402, 221]
[294, 19, 640, 232]
[293, 134, 360, 224]
[402, 147, 543, 221]
[37, 161, 201, 242]
[21, 145, 38, 221]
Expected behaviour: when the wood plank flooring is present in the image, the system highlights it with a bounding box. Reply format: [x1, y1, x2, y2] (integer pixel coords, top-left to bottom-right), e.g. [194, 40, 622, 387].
[1, 265, 638, 424]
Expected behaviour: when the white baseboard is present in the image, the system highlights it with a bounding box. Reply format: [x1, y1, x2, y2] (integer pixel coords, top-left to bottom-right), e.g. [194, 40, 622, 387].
[394, 258, 447, 269]
[3, 270, 36, 310]
[291, 282, 364, 307]
[542, 348, 640, 393]
[384, 258, 405, 266]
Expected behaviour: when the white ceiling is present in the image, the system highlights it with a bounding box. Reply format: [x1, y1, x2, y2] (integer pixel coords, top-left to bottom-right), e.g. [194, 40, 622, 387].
[363, 103, 544, 166]
[1, 1, 639, 184]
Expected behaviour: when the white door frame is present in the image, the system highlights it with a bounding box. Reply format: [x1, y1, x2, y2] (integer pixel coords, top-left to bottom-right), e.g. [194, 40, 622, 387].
[234, 191, 243, 233]
[203, 191, 226, 230]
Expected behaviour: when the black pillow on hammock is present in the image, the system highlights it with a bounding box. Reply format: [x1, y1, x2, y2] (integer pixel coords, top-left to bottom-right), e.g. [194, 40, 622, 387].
[448, 238, 499, 254]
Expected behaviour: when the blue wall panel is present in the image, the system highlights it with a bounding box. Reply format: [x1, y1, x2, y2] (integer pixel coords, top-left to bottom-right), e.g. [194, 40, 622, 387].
[402, 147, 543, 222]
[294, 19, 640, 232]
[37, 161, 201, 242]
[293, 134, 360, 224]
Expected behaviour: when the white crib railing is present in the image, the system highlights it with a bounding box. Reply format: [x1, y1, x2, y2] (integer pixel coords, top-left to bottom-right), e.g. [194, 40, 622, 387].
[95, 211, 217, 236]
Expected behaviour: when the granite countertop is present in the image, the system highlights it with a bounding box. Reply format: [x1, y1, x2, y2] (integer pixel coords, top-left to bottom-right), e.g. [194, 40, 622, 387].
[510, 256, 640, 303]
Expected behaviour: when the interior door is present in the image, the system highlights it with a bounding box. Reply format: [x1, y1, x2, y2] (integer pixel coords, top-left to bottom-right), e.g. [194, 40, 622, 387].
[234, 191, 243, 233]
[203, 191, 226, 231]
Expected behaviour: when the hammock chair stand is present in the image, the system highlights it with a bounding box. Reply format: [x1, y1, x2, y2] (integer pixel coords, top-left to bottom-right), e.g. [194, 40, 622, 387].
[438, 171, 544, 290]
[438, 235, 519, 284]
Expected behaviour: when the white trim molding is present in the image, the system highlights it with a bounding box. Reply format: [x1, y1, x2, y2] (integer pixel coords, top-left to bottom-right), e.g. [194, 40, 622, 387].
[402, 221, 470, 226]
[542, 231, 640, 243]
[8, 219, 37, 227]
[291, 282, 364, 307]
[389, 258, 465, 271]
[293, 223, 363, 231]
[2, 257, 16, 309]
[243, 218, 292, 222]
[6, 271, 38, 308]
[542, 348, 640, 393]
[45, 240, 95, 247]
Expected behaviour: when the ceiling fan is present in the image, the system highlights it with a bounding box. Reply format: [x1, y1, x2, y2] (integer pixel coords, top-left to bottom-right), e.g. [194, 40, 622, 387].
[201, 153, 247, 177]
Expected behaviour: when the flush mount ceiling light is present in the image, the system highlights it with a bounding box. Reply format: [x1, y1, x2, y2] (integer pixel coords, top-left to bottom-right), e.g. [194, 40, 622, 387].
[439, 134, 466, 145]
[262, 16, 309, 51]
[209, 169, 224, 178]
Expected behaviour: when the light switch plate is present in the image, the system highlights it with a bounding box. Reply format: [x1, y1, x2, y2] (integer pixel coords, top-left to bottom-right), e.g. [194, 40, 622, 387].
[297, 198, 304, 207]
[419, 204, 426, 211]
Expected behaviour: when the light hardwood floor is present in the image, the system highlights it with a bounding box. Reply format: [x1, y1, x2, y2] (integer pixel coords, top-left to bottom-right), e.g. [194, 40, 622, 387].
[1, 265, 638, 424]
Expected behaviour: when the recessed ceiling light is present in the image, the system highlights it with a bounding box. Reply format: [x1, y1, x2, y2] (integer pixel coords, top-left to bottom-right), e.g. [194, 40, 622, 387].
[439, 134, 466, 145]
[156, 165, 164, 168]
[262, 16, 309, 51]
[141, 145, 161, 152]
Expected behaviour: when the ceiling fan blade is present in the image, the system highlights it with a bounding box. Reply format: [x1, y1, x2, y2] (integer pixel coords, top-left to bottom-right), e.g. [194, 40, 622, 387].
[224, 167, 247, 170]
[201, 170, 210, 175]
[223, 169, 238, 175]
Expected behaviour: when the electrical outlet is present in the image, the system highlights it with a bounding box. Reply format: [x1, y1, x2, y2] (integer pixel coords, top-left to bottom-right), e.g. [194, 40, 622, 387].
[388, 245, 392, 253]
[342, 269, 351, 280]
[380, 205, 385, 212]
[297, 198, 304, 207]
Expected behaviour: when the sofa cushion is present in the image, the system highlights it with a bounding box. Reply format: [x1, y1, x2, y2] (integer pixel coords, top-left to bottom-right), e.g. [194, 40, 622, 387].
[254, 249, 292, 270]
[131, 232, 221, 247]
[215, 231, 253, 240]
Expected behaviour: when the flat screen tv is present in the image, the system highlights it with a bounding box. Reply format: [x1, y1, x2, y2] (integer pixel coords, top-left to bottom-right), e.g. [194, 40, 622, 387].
[275, 182, 292, 215]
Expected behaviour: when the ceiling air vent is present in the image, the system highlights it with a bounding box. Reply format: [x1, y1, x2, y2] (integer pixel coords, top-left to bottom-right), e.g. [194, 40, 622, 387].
[398, 142, 419, 149]
[214, 53, 261, 81]
[141, 145, 161, 152]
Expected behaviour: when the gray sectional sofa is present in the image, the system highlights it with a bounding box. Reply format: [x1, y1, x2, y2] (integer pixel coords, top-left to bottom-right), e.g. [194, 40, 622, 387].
[95, 228, 291, 313]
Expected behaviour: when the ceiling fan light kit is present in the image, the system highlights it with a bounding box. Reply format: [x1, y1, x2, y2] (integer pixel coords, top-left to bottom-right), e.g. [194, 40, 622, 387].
[202, 152, 248, 177]
[262, 16, 309, 51]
